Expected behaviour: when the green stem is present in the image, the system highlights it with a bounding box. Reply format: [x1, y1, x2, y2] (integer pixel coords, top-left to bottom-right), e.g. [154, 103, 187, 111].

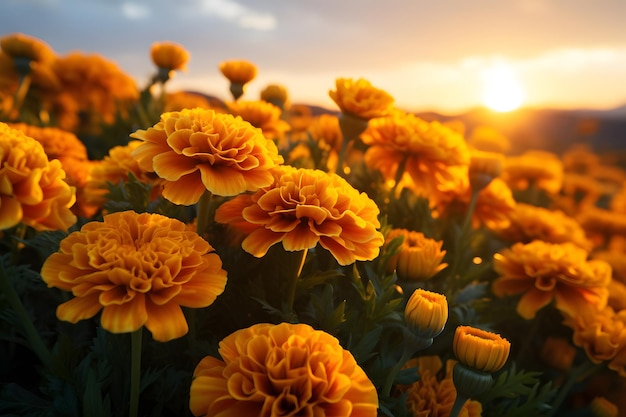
[129, 328, 143, 417]
[449, 393, 469, 417]
[390, 157, 407, 200]
[12, 73, 32, 117]
[448, 190, 480, 290]
[547, 360, 599, 417]
[0, 259, 55, 372]
[196, 190, 213, 240]
[285, 250, 308, 317]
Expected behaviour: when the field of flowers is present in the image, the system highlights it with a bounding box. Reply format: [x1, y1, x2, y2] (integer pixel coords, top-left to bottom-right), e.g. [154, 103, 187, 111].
[1, 32, 626, 417]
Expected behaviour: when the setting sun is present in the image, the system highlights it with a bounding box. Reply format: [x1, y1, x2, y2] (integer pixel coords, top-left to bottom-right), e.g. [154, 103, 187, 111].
[482, 63, 525, 112]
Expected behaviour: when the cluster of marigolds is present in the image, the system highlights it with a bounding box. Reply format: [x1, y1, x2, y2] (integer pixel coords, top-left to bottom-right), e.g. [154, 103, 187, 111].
[1, 32, 626, 417]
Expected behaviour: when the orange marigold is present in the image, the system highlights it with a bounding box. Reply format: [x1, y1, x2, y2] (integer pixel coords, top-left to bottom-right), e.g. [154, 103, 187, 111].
[214, 165, 384, 266]
[502, 150, 564, 195]
[403, 356, 482, 417]
[150, 41, 189, 72]
[8, 122, 88, 161]
[189, 322, 378, 417]
[361, 109, 470, 200]
[219, 59, 257, 84]
[385, 229, 448, 281]
[40, 210, 228, 342]
[0, 32, 55, 63]
[130, 108, 283, 205]
[405, 289, 449, 339]
[492, 240, 611, 320]
[453, 326, 511, 373]
[0, 122, 76, 231]
[494, 202, 592, 250]
[226, 99, 290, 141]
[329, 77, 394, 120]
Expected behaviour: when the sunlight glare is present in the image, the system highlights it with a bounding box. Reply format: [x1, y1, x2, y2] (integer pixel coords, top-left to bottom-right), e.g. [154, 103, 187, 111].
[481, 63, 524, 112]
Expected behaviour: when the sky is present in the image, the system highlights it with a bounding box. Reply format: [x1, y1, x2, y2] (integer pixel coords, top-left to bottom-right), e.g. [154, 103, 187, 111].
[2, 0, 626, 114]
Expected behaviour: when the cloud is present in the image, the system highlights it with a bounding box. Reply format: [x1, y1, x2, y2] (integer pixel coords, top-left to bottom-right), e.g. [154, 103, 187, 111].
[196, 0, 276, 31]
[121, 2, 151, 20]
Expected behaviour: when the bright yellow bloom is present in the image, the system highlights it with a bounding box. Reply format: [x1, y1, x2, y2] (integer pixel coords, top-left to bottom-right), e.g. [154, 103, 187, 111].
[502, 150, 564, 195]
[214, 165, 384, 266]
[260, 83, 289, 109]
[404, 356, 482, 417]
[577, 206, 626, 249]
[0, 122, 76, 231]
[564, 306, 626, 376]
[593, 250, 626, 284]
[453, 326, 510, 373]
[386, 229, 448, 281]
[189, 322, 378, 417]
[494, 203, 592, 250]
[85, 141, 163, 209]
[164, 91, 214, 112]
[405, 289, 448, 338]
[0, 32, 55, 63]
[150, 41, 189, 71]
[8, 123, 88, 162]
[361, 109, 470, 200]
[329, 77, 394, 120]
[130, 108, 283, 205]
[40, 210, 228, 342]
[492, 240, 611, 319]
[226, 99, 290, 141]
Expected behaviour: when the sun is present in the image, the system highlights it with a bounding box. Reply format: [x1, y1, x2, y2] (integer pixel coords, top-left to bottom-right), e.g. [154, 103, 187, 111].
[481, 63, 525, 112]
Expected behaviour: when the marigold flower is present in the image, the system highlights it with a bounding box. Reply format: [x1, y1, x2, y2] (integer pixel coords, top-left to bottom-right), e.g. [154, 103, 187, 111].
[403, 356, 482, 417]
[577, 206, 626, 249]
[130, 108, 283, 205]
[386, 229, 448, 281]
[494, 203, 592, 250]
[214, 165, 384, 266]
[189, 322, 378, 417]
[590, 396, 619, 417]
[260, 83, 289, 109]
[150, 41, 189, 72]
[219, 59, 257, 100]
[467, 125, 510, 154]
[405, 289, 448, 339]
[468, 149, 504, 192]
[563, 306, 626, 376]
[164, 91, 214, 112]
[8, 122, 88, 162]
[329, 77, 394, 120]
[0, 122, 76, 231]
[361, 109, 470, 200]
[0, 32, 55, 63]
[453, 325, 510, 373]
[562, 144, 600, 174]
[226, 99, 290, 141]
[492, 240, 611, 319]
[40, 210, 228, 342]
[502, 150, 564, 195]
[540, 336, 576, 372]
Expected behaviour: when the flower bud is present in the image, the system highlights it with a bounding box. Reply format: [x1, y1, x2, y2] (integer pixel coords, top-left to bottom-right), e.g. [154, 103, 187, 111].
[404, 289, 448, 339]
[453, 325, 510, 373]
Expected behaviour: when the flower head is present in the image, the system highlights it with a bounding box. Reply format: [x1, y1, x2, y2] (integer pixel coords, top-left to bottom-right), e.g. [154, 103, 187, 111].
[0, 32, 55, 63]
[468, 149, 504, 192]
[590, 396, 619, 417]
[260, 83, 289, 110]
[329, 77, 394, 120]
[219, 59, 257, 100]
[150, 41, 189, 72]
[467, 125, 510, 154]
[502, 150, 564, 195]
[40, 210, 228, 342]
[405, 289, 448, 339]
[453, 326, 510, 373]
[215, 165, 384, 265]
[226, 99, 290, 141]
[0, 122, 76, 231]
[385, 229, 448, 281]
[130, 108, 283, 205]
[492, 240, 611, 319]
[189, 322, 378, 417]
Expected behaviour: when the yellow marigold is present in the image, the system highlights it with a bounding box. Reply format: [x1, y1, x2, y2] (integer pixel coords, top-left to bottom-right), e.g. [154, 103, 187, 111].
[562, 144, 600, 174]
[8, 123, 87, 162]
[561, 172, 603, 211]
[468, 149, 504, 192]
[405, 289, 448, 339]
[85, 141, 163, 208]
[0, 122, 76, 231]
[502, 150, 564, 195]
[189, 322, 378, 417]
[260, 83, 289, 109]
[593, 250, 626, 284]
[494, 203, 592, 250]
[214, 165, 384, 266]
[130, 108, 283, 205]
[467, 125, 510, 154]
[150, 41, 189, 71]
[404, 356, 482, 417]
[0, 32, 55, 63]
[226, 99, 290, 141]
[164, 91, 214, 112]
[563, 306, 626, 376]
[40, 210, 228, 342]
[361, 109, 470, 199]
[577, 206, 626, 249]
[329, 77, 394, 120]
[453, 326, 510, 373]
[386, 229, 448, 281]
[608, 279, 626, 311]
[492, 240, 611, 319]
